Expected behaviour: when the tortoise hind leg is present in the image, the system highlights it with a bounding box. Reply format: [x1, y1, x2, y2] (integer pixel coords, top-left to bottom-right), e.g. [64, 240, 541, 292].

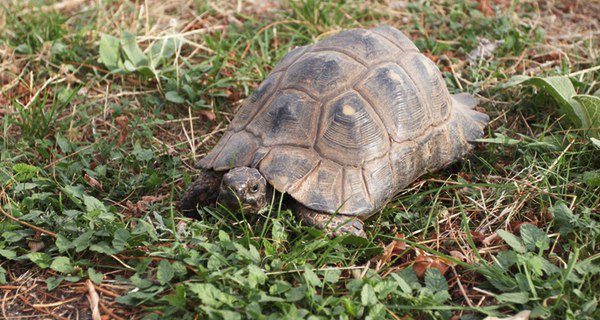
[180, 170, 223, 219]
[296, 206, 366, 238]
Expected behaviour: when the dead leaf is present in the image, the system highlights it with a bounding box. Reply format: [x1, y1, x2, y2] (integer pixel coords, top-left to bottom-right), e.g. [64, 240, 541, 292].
[484, 310, 531, 320]
[477, 0, 494, 17]
[125, 194, 169, 216]
[467, 37, 503, 64]
[84, 173, 103, 191]
[412, 254, 454, 277]
[115, 115, 129, 146]
[483, 233, 500, 246]
[198, 109, 216, 121]
[377, 233, 409, 265]
[28, 240, 45, 252]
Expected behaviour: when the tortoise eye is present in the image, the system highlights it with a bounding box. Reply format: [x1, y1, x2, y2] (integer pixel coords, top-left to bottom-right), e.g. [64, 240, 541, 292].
[249, 184, 260, 193]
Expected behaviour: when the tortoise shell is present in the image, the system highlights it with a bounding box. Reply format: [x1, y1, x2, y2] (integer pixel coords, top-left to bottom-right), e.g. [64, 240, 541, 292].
[197, 25, 487, 217]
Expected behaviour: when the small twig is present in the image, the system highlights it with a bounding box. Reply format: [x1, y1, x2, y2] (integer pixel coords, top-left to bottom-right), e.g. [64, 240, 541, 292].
[86, 280, 102, 320]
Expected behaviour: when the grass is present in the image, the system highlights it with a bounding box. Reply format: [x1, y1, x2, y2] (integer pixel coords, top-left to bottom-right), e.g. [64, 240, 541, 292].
[0, 0, 599, 319]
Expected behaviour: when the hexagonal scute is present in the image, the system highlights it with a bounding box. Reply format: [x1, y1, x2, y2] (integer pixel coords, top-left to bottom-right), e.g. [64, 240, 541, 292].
[272, 45, 309, 72]
[398, 53, 451, 124]
[340, 167, 374, 216]
[282, 52, 366, 98]
[371, 25, 419, 52]
[316, 91, 389, 166]
[258, 147, 319, 193]
[246, 90, 319, 147]
[210, 131, 260, 171]
[357, 63, 431, 141]
[312, 29, 398, 64]
[230, 71, 283, 131]
[288, 160, 343, 213]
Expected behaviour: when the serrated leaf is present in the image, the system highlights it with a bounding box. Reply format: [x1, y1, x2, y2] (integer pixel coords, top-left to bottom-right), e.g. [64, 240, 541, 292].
[99, 34, 121, 71]
[497, 230, 527, 253]
[496, 291, 530, 304]
[361, 283, 378, 306]
[519, 223, 549, 251]
[188, 283, 235, 308]
[50, 256, 73, 273]
[12, 163, 40, 182]
[156, 260, 174, 285]
[424, 268, 448, 292]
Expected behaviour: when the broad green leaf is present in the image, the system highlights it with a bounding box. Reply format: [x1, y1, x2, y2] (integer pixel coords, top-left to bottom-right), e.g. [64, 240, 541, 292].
[27, 252, 52, 268]
[98, 34, 121, 71]
[424, 268, 448, 292]
[112, 228, 130, 251]
[0, 249, 16, 259]
[496, 291, 530, 304]
[55, 234, 74, 252]
[164, 284, 186, 308]
[361, 283, 378, 306]
[573, 94, 600, 138]
[323, 269, 341, 283]
[120, 31, 147, 67]
[390, 273, 412, 293]
[188, 283, 236, 307]
[12, 163, 40, 182]
[247, 265, 266, 288]
[88, 268, 103, 284]
[497, 230, 527, 253]
[303, 266, 322, 287]
[83, 195, 106, 213]
[165, 91, 185, 104]
[156, 260, 174, 285]
[582, 170, 600, 187]
[50, 256, 74, 273]
[506, 75, 583, 127]
[519, 223, 549, 251]
[549, 202, 576, 235]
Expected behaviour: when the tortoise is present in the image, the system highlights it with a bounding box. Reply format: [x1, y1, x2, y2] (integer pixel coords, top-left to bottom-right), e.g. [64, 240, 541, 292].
[181, 25, 489, 237]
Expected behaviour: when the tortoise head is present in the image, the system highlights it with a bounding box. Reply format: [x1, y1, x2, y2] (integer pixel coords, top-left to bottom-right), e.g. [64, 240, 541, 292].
[218, 167, 268, 215]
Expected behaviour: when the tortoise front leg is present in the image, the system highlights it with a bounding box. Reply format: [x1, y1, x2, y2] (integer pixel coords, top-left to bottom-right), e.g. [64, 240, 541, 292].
[296, 206, 366, 238]
[180, 170, 224, 219]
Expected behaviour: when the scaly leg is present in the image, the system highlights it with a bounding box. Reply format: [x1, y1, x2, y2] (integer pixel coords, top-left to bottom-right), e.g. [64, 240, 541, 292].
[296, 206, 366, 238]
